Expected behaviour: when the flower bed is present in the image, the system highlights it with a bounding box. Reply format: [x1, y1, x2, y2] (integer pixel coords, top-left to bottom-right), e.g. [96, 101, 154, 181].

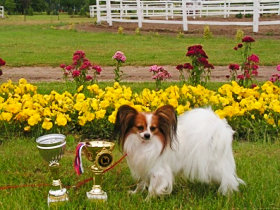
[0, 79, 279, 141]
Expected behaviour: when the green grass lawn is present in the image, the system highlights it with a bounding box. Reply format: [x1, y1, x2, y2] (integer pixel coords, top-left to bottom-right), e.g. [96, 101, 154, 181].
[0, 137, 279, 209]
[0, 15, 280, 67]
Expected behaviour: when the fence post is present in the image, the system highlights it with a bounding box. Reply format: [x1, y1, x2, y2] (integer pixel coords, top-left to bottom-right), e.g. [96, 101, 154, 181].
[96, 0, 101, 24]
[165, 1, 168, 20]
[137, 0, 143, 28]
[106, 0, 112, 26]
[120, 0, 123, 19]
[253, 0, 260, 33]
[182, 0, 188, 31]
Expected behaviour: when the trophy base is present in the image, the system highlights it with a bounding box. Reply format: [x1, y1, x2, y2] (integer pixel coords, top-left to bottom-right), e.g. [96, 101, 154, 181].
[86, 191, 108, 201]
[48, 188, 69, 206]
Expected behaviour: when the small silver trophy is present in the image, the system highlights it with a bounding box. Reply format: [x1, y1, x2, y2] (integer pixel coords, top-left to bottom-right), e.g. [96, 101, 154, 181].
[36, 134, 69, 205]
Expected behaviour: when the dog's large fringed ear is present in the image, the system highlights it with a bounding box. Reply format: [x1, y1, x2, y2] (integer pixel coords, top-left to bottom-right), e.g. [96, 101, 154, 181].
[114, 105, 138, 150]
[155, 105, 177, 149]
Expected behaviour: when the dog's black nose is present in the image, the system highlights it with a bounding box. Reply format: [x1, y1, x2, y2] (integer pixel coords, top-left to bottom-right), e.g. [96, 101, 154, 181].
[144, 133, 150, 140]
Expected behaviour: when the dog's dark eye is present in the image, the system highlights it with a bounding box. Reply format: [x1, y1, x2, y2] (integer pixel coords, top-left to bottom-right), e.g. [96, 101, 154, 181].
[137, 126, 144, 131]
[150, 126, 156, 132]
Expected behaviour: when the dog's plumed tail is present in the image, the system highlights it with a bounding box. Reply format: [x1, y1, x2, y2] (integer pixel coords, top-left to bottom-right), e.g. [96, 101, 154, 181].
[177, 108, 245, 195]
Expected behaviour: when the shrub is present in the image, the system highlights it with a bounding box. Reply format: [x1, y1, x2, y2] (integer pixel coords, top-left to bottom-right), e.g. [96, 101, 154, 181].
[60, 50, 102, 89]
[149, 65, 171, 90]
[269, 64, 280, 85]
[177, 45, 214, 86]
[118, 26, 124, 34]
[0, 80, 279, 142]
[112, 51, 126, 82]
[0, 58, 5, 77]
[245, 13, 253, 18]
[135, 27, 141, 35]
[229, 36, 259, 87]
[235, 29, 244, 42]
[203, 25, 213, 39]
[235, 13, 243, 19]
[177, 31, 184, 39]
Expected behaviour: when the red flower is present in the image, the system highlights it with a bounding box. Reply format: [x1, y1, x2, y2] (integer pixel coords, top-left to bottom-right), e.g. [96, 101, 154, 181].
[80, 61, 91, 70]
[205, 63, 214, 69]
[176, 64, 184, 71]
[66, 65, 73, 71]
[183, 63, 193, 70]
[252, 70, 258, 76]
[92, 65, 102, 74]
[86, 75, 93, 81]
[186, 45, 208, 58]
[237, 43, 243, 48]
[0, 58, 6, 66]
[60, 64, 66, 69]
[251, 84, 257, 88]
[248, 54, 259, 63]
[187, 45, 203, 51]
[228, 64, 240, 71]
[242, 36, 255, 43]
[72, 70, 81, 77]
[237, 74, 244, 80]
[233, 46, 238, 51]
[198, 57, 208, 65]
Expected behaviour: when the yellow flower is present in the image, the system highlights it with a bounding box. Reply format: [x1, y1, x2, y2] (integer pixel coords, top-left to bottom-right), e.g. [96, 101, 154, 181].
[28, 113, 41, 126]
[24, 126, 31, 132]
[176, 105, 185, 115]
[1, 112, 13, 122]
[95, 109, 106, 119]
[42, 118, 53, 130]
[77, 85, 84, 93]
[56, 113, 67, 126]
[76, 93, 85, 102]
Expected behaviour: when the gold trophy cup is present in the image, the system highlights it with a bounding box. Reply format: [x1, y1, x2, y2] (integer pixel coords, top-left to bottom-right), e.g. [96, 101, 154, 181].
[36, 134, 69, 205]
[84, 140, 115, 201]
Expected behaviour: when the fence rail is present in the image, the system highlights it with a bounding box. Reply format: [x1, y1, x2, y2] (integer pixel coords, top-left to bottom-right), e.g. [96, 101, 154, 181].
[0, 6, 4, 18]
[89, 0, 280, 32]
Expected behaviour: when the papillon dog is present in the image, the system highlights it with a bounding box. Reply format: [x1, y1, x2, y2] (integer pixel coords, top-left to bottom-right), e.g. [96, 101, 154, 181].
[114, 105, 245, 199]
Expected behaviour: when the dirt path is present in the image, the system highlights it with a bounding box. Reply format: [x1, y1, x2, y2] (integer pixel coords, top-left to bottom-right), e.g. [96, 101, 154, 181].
[0, 65, 277, 83]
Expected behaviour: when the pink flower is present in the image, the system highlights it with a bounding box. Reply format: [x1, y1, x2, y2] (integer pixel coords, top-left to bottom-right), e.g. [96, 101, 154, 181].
[229, 64, 240, 71]
[113, 51, 126, 63]
[60, 64, 66, 69]
[92, 65, 102, 74]
[72, 70, 81, 78]
[0, 58, 6, 66]
[86, 75, 93, 81]
[152, 70, 171, 80]
[248, 54, 259, 63]
[242, 36, 255, 43]
[149, 65, 163, 73]
[277, 64, 280, 71]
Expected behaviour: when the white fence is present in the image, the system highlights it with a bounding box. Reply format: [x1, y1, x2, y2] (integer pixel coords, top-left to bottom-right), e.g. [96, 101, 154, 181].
[89, 0, 280, 32]
[0, 6, 4, 18]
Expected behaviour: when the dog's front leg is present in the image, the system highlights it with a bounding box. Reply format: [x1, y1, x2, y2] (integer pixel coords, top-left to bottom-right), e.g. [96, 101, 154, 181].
[128, 180, 146, 195]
